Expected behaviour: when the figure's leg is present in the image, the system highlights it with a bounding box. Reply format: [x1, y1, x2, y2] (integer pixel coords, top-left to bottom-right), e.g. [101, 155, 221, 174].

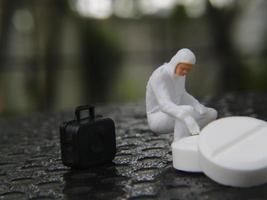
[147, 112, 174, 134]
[174, 119, 190, 141]
[148, 112, 190, 142]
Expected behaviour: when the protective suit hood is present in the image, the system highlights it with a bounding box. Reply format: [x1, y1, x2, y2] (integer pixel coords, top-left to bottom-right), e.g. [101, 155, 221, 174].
[166, 48, 196, 78]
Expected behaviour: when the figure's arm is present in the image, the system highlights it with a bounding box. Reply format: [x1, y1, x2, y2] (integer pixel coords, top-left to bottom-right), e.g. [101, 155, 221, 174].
[183, 91, 206, 114]
[183, 92, 201, 107]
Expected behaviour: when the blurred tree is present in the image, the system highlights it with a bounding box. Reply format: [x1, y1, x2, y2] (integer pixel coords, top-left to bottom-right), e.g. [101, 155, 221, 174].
[205, 0, 247, 92]
[0, 0, 17, 67]
[32, 0, 68, 109]
[79, 19, 122, 103]
[0, 0, 36, 114]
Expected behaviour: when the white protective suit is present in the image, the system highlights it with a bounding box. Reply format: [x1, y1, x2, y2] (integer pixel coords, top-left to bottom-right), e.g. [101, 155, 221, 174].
[146, 48, 217, 141]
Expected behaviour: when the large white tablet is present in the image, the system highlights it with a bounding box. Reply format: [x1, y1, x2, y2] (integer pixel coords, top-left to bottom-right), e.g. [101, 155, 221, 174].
[172, 135, 202, 172]
[199, 116, 267, 187]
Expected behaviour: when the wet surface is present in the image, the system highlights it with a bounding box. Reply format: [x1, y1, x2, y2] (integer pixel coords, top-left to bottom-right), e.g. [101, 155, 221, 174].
[1, 93, 267, 199]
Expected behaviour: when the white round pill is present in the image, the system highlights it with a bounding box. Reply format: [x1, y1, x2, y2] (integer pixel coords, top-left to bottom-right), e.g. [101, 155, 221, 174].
[172, 135, 202, 172]
[199, 116, 267, 187]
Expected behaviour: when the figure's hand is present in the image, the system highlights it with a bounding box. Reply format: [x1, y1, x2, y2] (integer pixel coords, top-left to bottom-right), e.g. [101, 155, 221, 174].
[195, 104, 207, 115]
[183, 115, 200, 135]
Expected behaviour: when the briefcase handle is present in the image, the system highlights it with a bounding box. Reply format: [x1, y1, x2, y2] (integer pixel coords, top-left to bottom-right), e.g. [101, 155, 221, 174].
[75, 105, 95, 122]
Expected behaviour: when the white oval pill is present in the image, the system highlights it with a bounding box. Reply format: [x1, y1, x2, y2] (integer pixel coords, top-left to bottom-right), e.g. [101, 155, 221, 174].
[172, 135, 202, 172]
[199, 116, 267, 187]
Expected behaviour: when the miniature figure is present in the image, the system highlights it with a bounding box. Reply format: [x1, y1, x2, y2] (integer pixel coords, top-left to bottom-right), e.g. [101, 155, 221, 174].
[146, 48, 217, 140]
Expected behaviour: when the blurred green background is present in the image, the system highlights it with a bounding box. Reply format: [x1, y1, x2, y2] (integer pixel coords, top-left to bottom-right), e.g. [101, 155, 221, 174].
[0, 0, 267, 115]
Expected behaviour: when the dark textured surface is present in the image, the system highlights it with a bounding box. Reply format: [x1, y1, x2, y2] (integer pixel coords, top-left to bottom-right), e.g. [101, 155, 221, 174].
[1, 93, 267, 200]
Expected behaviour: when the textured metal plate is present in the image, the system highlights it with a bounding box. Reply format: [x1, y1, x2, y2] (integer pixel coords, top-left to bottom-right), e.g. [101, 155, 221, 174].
[1, 93, 267, 200]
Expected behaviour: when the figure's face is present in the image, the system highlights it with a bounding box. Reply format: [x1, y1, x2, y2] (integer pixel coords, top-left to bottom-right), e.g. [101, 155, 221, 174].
[175, 63, 193, 76]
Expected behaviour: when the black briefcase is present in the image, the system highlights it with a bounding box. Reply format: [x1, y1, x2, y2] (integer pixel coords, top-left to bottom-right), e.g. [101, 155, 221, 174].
[60, 105, 116, 169]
